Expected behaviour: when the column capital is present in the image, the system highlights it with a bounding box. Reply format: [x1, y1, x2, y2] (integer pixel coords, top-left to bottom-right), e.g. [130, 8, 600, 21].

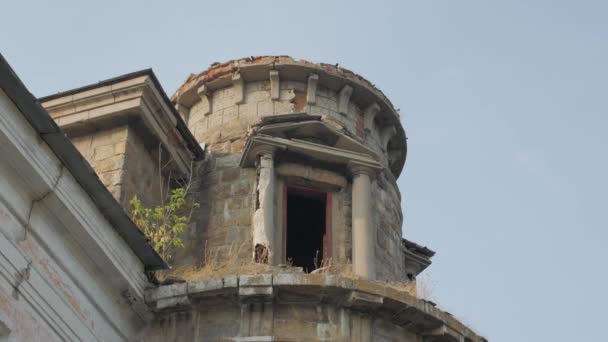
[348, 160, 380, 178]
[251, 144, 282, 158]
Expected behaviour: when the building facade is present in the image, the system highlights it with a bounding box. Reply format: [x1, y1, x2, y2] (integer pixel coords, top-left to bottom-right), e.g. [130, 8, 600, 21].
[1, 55, 485, 341]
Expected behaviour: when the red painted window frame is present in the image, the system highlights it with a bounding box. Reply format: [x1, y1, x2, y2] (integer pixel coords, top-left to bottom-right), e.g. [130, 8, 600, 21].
[283, 184, 332, 266]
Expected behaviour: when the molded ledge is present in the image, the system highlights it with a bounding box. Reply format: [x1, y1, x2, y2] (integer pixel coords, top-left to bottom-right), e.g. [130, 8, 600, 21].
[144, 273, 486, 342]
[40, 70, 204, 175]
[172, 56, 407, 177]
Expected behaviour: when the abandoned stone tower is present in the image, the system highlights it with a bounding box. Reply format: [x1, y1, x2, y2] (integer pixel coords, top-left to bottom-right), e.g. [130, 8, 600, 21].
[0, 55, 485, 341]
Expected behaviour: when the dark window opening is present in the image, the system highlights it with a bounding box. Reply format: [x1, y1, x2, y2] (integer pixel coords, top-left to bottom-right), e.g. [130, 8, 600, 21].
[286, 188, 329, 273]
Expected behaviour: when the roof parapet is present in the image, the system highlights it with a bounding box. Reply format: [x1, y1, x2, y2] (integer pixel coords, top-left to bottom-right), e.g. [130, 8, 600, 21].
[174, 56, 408, 177]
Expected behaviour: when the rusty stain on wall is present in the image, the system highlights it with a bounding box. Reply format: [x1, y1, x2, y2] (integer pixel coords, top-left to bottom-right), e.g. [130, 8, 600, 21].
[356, 111, 365, 139]
[292, 90, 307, 112]
[18, 235, 91, 326]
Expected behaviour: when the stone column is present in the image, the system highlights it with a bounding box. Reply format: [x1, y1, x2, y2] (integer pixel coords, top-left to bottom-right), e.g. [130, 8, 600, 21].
[252, 147, 276, 263]
[350, 163, 375, 279]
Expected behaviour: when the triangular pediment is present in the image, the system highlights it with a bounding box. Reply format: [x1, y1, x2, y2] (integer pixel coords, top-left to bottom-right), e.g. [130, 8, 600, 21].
[240, 114, 382, 171]
[254, 114, 379, 158]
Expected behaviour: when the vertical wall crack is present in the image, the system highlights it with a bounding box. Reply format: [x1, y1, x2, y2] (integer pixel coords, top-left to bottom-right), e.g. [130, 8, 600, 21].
[12, 167, 65, 300]
[12, 260, 32, 300]
[20, 166, 65, 242]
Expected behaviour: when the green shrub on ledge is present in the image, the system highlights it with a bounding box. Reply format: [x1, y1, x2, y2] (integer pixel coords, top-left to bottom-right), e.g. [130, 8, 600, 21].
[129, 188, 199, 261]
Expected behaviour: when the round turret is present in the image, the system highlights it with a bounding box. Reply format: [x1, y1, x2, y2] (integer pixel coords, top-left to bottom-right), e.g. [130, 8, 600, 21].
[171, 56, 418, 282]
[141, 56, 484, 342]
[175, 56, 407, 177]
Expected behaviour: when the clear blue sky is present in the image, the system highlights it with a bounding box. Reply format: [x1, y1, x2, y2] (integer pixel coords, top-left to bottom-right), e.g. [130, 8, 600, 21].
[3, 1, 607, 340]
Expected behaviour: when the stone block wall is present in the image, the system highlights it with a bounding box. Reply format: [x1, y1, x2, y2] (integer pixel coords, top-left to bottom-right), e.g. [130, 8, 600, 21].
[181, 76, 408, 280]
[171, 152, 257, 266]
[70, 125, 130, 203]
[188, 80, 388, 162]
[200, 154, 256, 263]
[336, 183, 353, 265]
[69, 123, 164, 209]
[373, 172, 406, 281]
[121, 123, 164, 209]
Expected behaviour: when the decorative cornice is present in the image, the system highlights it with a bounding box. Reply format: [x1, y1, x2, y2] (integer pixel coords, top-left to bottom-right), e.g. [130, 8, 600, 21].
[171, 56, 407, 177]
[144, 273, 487, 342]
[240, 134, 383, 173]
[40, 73, 200, 175]
[402, 238, 434, 276]
[241, 115, 384, 174]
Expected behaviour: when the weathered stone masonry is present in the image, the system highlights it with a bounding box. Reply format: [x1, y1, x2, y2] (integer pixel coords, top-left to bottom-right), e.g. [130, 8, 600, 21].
[31, 56, 485, 341]
[173, 56, 414, 280]
[41, 71, 201, 212]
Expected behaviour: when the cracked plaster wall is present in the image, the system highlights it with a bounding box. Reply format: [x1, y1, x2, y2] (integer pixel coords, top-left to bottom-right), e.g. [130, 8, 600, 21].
[0, 90, 148, 341]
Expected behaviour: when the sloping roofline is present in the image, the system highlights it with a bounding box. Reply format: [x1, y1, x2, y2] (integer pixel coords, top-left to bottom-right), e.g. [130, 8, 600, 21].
[0, 54, 168, 271]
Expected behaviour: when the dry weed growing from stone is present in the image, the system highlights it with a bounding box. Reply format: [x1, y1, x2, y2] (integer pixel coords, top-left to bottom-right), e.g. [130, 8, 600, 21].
[157, 242, 300, 282]
[383, 272, 435, 300]
[312, 262, 432, 299]
[412, 272, 436, 301]
[156, 241, 433, 302]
